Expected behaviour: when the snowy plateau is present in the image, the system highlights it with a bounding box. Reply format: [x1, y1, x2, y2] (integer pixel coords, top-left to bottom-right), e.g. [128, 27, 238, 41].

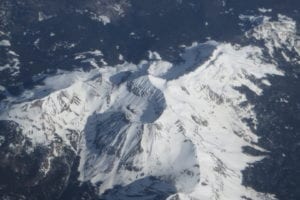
[0, 14, 299, 200]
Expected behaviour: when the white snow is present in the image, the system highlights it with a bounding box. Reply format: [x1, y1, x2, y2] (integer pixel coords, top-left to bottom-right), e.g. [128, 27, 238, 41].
[0, 43, 282, 199]
[38, 11, 54, 21]
[91, 15, 111, 25]
[247, 14, 300, 61]
[148, 60, 173, 77]
[258, 8, 272, 13]
[0, 49, 20, 75]
[0, 85, 5, 93]
[34, 38, 40, 49]
[0, 135, 5, 146]
[0, 14, 298, 200]
[0, 40, 11, 47]
[118, 54, 124, 61]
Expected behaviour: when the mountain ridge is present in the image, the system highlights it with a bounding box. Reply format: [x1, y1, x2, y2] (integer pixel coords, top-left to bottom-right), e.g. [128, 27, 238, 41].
[0, 14, 299, 199]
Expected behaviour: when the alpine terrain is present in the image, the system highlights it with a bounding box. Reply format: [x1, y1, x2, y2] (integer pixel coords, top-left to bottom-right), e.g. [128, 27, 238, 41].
[0, 0, 299, 200]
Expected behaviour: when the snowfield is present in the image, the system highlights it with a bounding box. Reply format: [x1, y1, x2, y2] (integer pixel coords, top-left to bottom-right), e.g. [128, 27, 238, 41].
[0, 14, 298, 200]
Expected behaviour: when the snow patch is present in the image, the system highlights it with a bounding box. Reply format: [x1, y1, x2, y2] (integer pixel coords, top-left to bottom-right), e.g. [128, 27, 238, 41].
[0, 40, 11, 47]
[91, 15, 111, 25]
[247, 14, 300, 62]
[258, 8, 272, 13]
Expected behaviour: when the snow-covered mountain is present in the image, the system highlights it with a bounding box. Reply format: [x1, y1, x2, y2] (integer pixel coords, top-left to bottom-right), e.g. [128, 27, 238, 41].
[0, 14, 299, 200]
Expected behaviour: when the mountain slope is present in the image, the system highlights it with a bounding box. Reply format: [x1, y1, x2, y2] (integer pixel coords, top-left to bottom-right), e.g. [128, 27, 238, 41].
[0, 14, 299, 200]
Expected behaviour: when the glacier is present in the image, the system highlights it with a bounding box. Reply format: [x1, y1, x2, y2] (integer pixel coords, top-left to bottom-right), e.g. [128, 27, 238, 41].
[0, 14, 299, 200]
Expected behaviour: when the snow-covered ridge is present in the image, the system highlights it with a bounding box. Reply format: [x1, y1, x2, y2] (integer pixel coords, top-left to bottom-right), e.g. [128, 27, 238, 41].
[0, 36, 20, 76]
[0, 14, 298, 200]
[246, 14, 300, 63]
